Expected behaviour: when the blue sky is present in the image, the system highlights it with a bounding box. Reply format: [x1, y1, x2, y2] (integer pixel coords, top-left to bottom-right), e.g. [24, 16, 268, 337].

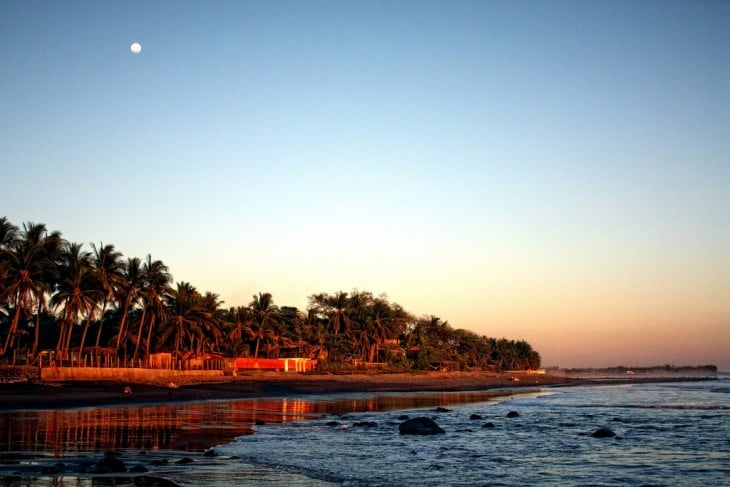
[2, 1, 729, 370]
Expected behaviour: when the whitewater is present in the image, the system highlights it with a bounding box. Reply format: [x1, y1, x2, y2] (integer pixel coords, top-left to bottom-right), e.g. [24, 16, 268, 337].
[153, 376, 729, 486]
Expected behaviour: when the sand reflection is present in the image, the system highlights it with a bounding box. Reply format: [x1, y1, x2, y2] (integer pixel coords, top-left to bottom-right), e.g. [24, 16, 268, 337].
[0, 390, 524, 454]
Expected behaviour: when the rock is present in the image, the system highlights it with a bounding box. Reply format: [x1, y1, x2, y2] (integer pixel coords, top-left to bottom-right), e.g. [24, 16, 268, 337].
[433, 407, 451, 413]
[469, 414, 483, 420]
[176, 457, 194, 465]
[399, 417, 445, 435]
[353, 421, 378, 428]
[482, 422, 496, 428]
[397, 415, 410, 421]
[203, 449, 218, 457]
[591, 428, 616, 438]
[150, 459, 169, 466]
[96, 455, 126, 473]
[325, 421, 341, 427]
[506, 411, 520, 418]
[129, 465, 148, 473]
[255, 419, 266, 425]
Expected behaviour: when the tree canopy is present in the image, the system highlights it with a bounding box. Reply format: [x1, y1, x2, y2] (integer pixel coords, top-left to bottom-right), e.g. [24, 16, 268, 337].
[0, 217, 540, 371]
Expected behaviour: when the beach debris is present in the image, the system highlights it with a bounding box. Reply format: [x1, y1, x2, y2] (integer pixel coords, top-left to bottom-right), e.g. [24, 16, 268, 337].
[123, 386, 133, 394]
[482, 422, 496, 428]
[325, 421, 341, 427]
[506, 411, 520, 418]
[167, 382, 179, 388]
[399, 417, 446, 435]
[203, 449, 218, 457]
[469, 414, 483, 420]
[591, 428, 617, 438]
[255, 419, 266, 425]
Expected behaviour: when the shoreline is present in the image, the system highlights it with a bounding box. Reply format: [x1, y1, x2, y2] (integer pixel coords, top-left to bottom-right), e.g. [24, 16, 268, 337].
[0, 372, 719, 485]
[0, 370, 716, 412]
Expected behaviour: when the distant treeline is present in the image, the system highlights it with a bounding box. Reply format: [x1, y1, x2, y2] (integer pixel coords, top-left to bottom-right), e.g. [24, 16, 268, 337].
[551, 365, 718, 374]
[0, 217, 540, 371]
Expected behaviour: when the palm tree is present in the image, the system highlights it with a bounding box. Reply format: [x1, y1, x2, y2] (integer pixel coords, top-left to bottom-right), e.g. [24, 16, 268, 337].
[1, 222, 62, 356]
[133, 255, 171, 361]
[160, 281, 208, 357]
[91, 242, 124, 348]
[248, 292, 279, 358]
[0, 218, 19, 329]
[327, 291, 352, 337]
[225, 305, 251, 356]
[114, 257, 144, 353]
[51, 242, 102, 358]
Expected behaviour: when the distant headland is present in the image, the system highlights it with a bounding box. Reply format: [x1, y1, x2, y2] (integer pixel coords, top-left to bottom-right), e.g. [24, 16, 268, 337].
[549, 364, 718, 376]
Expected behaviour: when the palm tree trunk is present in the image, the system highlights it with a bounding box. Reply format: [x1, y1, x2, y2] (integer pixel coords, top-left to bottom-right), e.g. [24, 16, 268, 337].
[31, 304, 41, 357]
[132, 308, 147, 362]
[145, 314, 155, 360]
[55, 311, 70, 353]
[78, 309, 95, 357]
[116, 295, 133, 349]
[3, 306, 22, 355]
[95, 301, 107, 348]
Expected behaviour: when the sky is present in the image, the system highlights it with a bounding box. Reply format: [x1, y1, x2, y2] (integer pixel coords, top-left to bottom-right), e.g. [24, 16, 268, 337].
[1, 1, 728, 371]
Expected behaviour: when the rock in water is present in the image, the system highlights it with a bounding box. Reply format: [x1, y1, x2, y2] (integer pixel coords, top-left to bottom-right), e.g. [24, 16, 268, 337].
[591, 428, 616, 438]
[506, 411, 520, 418]
[96, 455, 126, 473]
[399, 417, 445, 435]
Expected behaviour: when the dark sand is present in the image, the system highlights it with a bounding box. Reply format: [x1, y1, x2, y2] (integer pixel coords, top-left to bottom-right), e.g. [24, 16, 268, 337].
[0, 371, 577, 411]
[0, 370, 712, 411]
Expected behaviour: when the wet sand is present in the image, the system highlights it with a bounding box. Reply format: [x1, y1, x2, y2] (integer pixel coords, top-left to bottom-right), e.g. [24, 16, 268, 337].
[0, 371, 579, 411]
[0, 370, 714, 412]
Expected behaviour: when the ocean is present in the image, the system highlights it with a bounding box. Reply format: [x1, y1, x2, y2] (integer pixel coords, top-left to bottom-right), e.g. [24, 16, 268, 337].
[1, 376, 728, 486]
[161, 376, 730, 486]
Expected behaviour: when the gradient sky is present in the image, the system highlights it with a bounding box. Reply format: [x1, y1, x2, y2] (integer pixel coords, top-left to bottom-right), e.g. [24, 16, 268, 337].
[2, 1, 728, 370]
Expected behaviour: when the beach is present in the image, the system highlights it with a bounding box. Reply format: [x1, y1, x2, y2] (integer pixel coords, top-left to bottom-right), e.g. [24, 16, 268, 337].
[0, 371, 721, 486]
[0, 371, 580, 411]
[1, 369, 716, 412]
[0, 372, 722, 485]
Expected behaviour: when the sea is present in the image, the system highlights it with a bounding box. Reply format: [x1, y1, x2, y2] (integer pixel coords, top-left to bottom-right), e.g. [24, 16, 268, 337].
[1, 375, 728, 486]
[163, 375, 730, 486]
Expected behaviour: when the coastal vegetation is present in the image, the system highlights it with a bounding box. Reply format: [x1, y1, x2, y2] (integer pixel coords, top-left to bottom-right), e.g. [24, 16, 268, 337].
[552, 365, 718, 375]
[0, 217, 540, 371]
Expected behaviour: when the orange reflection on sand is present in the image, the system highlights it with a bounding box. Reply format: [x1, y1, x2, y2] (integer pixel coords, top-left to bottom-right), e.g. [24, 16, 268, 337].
[0, 390, 519, 454]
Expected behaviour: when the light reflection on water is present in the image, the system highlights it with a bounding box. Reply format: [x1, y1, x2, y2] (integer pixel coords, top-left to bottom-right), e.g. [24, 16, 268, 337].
[0, 389, 525, 454]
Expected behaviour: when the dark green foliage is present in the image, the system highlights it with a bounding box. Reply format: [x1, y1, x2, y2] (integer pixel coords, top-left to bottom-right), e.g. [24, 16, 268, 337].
[0, 216, 542, 371]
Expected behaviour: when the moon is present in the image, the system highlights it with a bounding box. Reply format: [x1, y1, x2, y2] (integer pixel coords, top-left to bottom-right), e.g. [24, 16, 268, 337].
[130, 42, 142, 54]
